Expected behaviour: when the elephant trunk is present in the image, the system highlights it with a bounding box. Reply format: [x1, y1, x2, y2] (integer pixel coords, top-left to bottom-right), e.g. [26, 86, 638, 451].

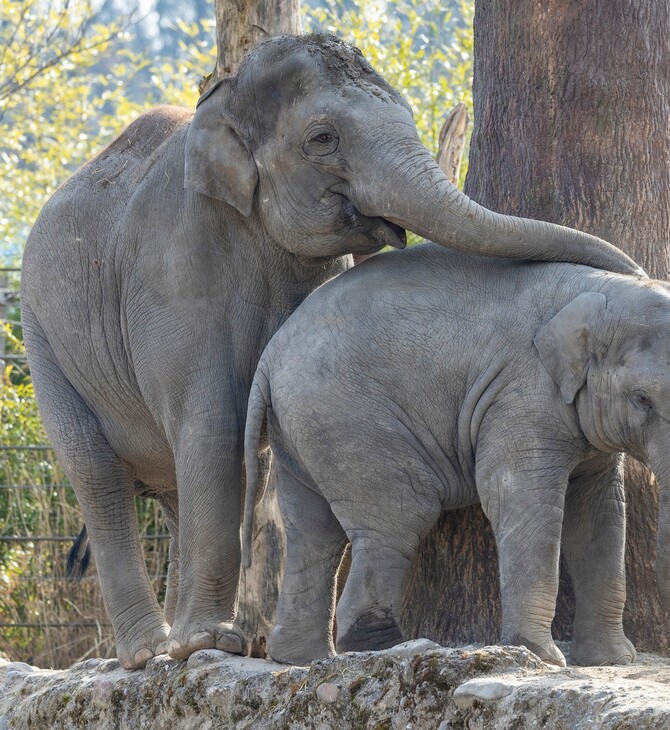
[351, 142, 644, 276]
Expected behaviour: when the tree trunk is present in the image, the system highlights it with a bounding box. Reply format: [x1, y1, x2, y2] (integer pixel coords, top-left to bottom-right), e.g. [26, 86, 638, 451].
[203, 0, 301, 90]
[237, 451, 286, 657]
[206, 0, 300, 653]
[402, 0, 670, 653]
[436, 103, 469, 185]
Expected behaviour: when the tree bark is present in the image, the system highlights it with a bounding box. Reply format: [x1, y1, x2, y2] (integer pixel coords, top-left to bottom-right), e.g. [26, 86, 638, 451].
[237, 452, 286, 657]
[203, 0, 301, 89]
[403, 0, 670, 653]
[436, 103, 469, 185]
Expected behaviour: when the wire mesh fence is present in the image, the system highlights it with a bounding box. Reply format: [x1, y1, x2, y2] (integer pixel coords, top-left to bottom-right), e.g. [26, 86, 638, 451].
[0, 444, 171, 669]
[1, 268, 170, 669]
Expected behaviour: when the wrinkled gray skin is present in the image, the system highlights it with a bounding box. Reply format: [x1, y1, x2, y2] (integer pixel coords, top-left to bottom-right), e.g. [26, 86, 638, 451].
[21, 34, 641, 671]
[244, 245, 669, 668]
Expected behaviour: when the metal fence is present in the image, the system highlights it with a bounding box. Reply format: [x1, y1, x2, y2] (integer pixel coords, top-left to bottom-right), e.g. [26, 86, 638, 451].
[0, 268, 170, 668]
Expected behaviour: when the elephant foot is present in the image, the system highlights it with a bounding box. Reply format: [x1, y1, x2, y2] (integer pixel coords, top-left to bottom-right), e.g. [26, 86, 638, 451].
[116, 621, 170, 670]
[570, 629, 636, 666]
[267, 623, 334, 665]
[503, 632, 566, 667]
[336, 610, 403, 654]
[166, 621, 247, 661]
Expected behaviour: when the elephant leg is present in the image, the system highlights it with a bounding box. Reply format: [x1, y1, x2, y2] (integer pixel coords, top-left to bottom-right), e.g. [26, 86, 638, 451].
[268, 465, 347, 665]
[157, 491, 179, 628]
[335, 533, 420, 654]
[477, 456, 570, 667]
[332, 467, 440, 654]
[166, 423, 247, 660]
[23, 320, 168, 669]
[562, 454, 635, 666]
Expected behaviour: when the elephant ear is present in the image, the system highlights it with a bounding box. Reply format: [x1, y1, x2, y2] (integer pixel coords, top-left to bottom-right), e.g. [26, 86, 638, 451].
[534, 291, 607, 404]
[184, 78, 258, 216]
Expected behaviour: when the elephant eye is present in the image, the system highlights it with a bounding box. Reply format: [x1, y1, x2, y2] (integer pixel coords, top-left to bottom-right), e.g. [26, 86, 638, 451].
[632, 391, 653, 411]
[303, 127, 339, 156]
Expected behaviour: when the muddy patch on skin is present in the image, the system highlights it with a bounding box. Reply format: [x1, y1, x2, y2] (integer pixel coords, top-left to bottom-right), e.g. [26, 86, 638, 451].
[303, 34, 406, 106]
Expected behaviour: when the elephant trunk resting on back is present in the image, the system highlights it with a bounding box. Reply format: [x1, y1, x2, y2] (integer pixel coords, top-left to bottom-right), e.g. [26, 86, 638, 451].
[21, 32, 642, 670]
[243, 244, 668, 668]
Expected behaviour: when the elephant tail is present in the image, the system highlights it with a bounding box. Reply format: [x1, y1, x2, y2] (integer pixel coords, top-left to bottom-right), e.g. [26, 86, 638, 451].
[242, 367, 271, 570]
[66, 524, 91, 580]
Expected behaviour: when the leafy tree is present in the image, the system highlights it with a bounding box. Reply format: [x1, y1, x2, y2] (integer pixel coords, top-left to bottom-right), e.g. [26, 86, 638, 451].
[147, 18, 215, 103]
[0, 0, 146, 265]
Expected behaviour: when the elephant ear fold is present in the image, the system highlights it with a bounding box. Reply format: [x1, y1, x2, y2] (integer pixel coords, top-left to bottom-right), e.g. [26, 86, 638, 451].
[184, 78, 258, 217]
[534, 292, 607, 404]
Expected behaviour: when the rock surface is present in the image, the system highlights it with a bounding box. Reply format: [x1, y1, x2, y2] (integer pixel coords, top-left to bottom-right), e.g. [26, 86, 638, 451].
[1, 641, 670, 728]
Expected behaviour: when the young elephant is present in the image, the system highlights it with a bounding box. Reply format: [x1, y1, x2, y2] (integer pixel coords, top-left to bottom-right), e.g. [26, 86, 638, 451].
[243, 244, 670, 667]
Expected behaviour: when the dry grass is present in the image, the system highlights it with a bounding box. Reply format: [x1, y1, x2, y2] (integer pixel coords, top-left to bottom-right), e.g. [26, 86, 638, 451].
[0, 448, 169, 669]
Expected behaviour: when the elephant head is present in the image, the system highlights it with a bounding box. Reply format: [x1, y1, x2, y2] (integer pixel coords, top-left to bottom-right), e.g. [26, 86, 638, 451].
[535, 282, 670, 609]
[184, 34, 643, 274]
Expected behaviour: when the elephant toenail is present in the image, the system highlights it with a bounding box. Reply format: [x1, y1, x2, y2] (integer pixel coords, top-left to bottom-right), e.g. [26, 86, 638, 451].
[133, 648, 153, 667]
[166, 640, 182, 656]
[218, 634, 243, 654]
[188, 631, 213, 649]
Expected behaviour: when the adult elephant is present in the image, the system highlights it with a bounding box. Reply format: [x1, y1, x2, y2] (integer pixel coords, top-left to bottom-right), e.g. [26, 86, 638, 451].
[21, 34, 641, 670]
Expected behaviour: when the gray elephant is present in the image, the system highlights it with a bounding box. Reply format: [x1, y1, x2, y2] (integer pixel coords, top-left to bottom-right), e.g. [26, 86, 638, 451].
[21, 34, 641, 670]
[243, 244, 668, 667]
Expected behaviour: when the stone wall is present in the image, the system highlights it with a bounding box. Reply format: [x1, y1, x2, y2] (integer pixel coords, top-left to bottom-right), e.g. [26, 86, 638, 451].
[2, 641, 670, 728]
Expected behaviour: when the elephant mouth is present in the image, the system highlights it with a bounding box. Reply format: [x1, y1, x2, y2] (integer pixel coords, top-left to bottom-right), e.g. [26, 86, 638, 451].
[329, 189, 407, 252]
[345, 199, 407, 252]
[298, 214, 406, 268]
[368, 217, 407, 250]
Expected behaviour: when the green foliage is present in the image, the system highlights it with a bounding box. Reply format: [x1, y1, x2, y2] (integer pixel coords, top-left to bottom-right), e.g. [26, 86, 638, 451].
[1, 328, 43, 441]
[148, 18, 217, 108]
[0, 325, 54, 556]
[0, 0, 149, 265]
